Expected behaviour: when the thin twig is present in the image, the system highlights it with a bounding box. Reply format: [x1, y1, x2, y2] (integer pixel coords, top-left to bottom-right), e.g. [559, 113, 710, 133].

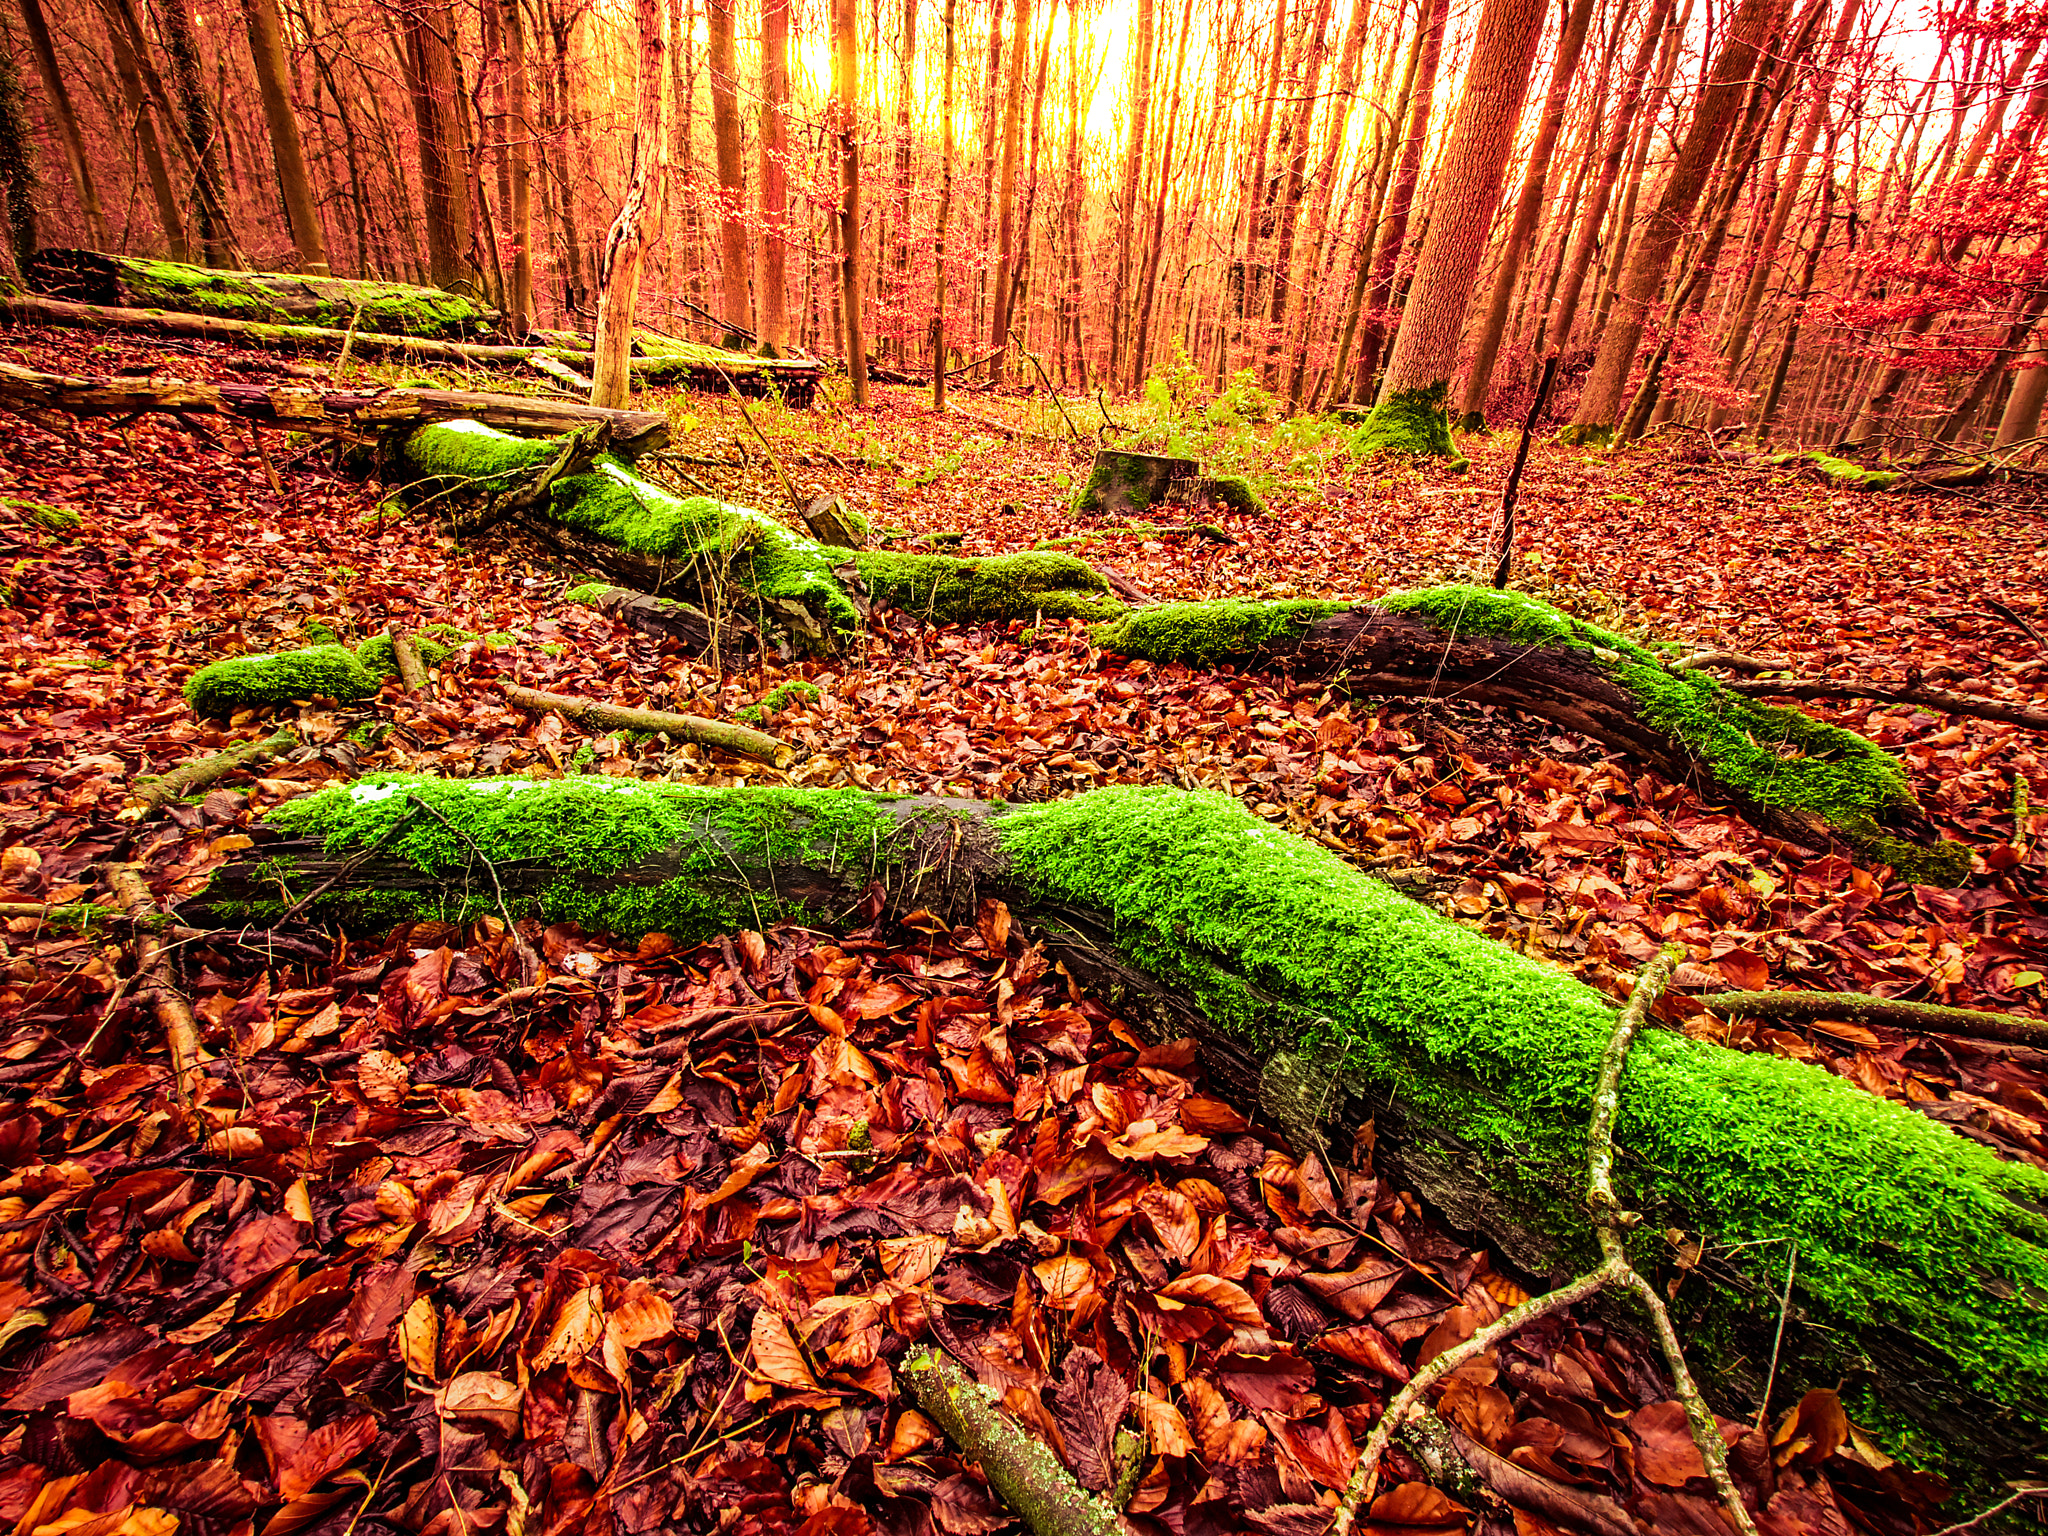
[1924, 1483, 2048, 1536]
[1753, 1243, 1798, 1435]
[402, 792, 542, 980]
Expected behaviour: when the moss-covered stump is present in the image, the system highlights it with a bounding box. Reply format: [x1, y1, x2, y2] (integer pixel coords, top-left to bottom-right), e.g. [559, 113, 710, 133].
[1769, 450, 1902, 491]
[201, 776, 2048, 1486]
[1070, 449, 1198, 518]
[1196, 473, 1265, 516]
[1352, 382, 1468, 471]
[185, 632, 455, 717]
[29, 249, 499, 338]
[1092, 586, 1963, 881]
[407, 422, 1119, 651]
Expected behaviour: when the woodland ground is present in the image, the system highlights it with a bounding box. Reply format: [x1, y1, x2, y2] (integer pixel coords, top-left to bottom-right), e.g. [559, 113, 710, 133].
[1, 327, 2045, 1536]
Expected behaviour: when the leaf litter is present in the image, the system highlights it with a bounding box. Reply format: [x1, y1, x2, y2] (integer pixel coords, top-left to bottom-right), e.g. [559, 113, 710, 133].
[0, 330, 2043, 1533]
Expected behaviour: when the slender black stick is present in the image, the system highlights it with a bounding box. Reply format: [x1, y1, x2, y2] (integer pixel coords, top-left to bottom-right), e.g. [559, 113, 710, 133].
[1493, 353, 1561, 590]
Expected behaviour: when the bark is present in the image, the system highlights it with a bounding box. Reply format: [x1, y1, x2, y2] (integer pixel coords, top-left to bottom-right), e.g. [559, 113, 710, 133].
[1541, 0, 1678, 362]
[706, 0, 751, 342]
[241, 0, 329, 274]
[16, 0, 106, 251]
[1754, 170, 1834, 443]
[1110, 0, 1156, 385]
[1357, 0, 1549, 462]
[403, 0, 477, 290]
[1697, 991, 2048, 1048]
[831, 0, 868, 405]
[932, 0, 957, 410]
[1131, 0, 1196, 387]
[1996, 351, 2048, 449]
[1454, 0, 1600, 429]
[590, 0, 667, 409]
[1258, 0, 1335, 385]
[758, 0, 791, 351]
[200, 777, 2048, 1492]
[93, 0, 187, 259]
[129, 725, 298, 814]
[1281, 0, 1372, 409]
[561, 582, 761, 666]
[158, 0, 245, 267]
[1933, 279, 2048, 448]
[1566, 0, 1790, 441]
[0, 291, 822, 401]
[0, 39, 31, 281]
[987, 0, 1030, 379]
[1071, 449, 1198, 518]
[499, 0, 534, 333]
[503, 684, 791, 765]
[0, 359, 673, 457]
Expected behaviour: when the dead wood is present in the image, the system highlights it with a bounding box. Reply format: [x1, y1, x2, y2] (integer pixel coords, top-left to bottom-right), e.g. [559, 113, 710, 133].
[1697, 990, 2048, 1046]
[107, 865, 201, 1116]
[559, 583, 759, 665]
[500, 683, 793, 767]
[388, 631, 428, 692]
[121, 724, 297, 818]
[1719, 673, 2048, 731]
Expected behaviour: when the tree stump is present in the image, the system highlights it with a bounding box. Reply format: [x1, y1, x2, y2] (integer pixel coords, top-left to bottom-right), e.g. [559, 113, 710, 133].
[1070, 449, 1197, 518]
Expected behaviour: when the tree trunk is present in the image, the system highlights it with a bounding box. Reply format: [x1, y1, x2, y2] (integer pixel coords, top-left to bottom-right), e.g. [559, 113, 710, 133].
[240, 0, 329, 274]
[706, 0, 751, 342]
[499, 0, 534, 333]
[1995, 347, 2048, 449]
[1567, 0, 1799, 442]
[889, 0, 916, 356]
[932, 0, 957, 410]
[1342, 0, 1447, 402]
[832, 0, 869, 405]
[758, 0, 791, 351]
[0, 39, 32, 281]
[16, 0, 106, 252]
[1355, 0, 1548, 463]
[1281, 0, 1372, 409]
[987, 0, 1030, 379]
[1540, 0, 1678, 363]
[404, 0, 477, 290]
[1109, 0, 1155, 385]
[92, 0, 188, 259]
[1454, 0, 1599, 430]
[1259, 0, 1336, 385]
[1933, 280, 2048, 448]
[157, 0, 244, 267]
[0, 358, 673, 456]
[589, 0, 667, 409]
[203, 776, 2041, 1494]
[1131, 0, 1195, 387]
[1753, 175, 1834, 445]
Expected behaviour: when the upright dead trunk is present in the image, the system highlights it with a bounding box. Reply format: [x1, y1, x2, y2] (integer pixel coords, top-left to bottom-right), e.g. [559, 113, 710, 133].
[1565, 0, 1794, 444]
[498, 0, 533, 331]
[1705, 0, 1859, 429]
[706, 0, 751, 340]
[759, 0, 791, 350]
[589, 0, 666, 408]
[932, 0, 957, 407]
[987, 0, 1030, 377]
[16, 0, 107, 252]
[404, 0, 477, 290]
[1337, 0, 1446, 402]
[1541, 0, 1677, 362]
[158, 0, 244, 266]
[1453, 0, 1599, 429]
[1108, 0, 1155, 384]
[1260, 0, 1336, 384]
[832, 0, 869, 403]
[1355, 0, 1547, 462]
[240, 0, 329, 273]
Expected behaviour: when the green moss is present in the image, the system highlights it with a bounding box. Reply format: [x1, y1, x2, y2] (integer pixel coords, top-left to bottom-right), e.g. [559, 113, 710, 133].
[561, 581, 612, 605]
[354, 633, 455, 678]
[852, 550, 1121, 625]
[1089, 598, 1347, 664]
[1770, 451, 1901, 491]
[1556, 422, 1613, 449]
[1352, 382, 1468, 471]
[1201, 474, 1266, 516]
[113, 256, 495, 337]
[736, 678, 824, 725]
[184, 644, 380, 717]
[1070, 452, 1189, 517]
[2, 497, 81, 534]
[989, 784, 2048, 1443]
[1379, 585, 1964, 880]
[255, 775, 904, 938]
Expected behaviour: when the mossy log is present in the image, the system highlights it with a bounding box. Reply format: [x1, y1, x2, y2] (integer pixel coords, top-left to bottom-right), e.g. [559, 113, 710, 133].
[0, 293, 820, 403]
[1768, 450, 1901, 491]
[406, 422, 1120, 653]
[184, 633, 457, 717]
[559, 582, 761, 666]
[1090, 591, 1964, 881]
[199, 776, 2048, 1487]
[27, 248, 500, 337]
[0, 361, 670, 458]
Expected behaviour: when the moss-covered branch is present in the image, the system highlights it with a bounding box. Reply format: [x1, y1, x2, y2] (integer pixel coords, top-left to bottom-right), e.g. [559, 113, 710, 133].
[198, 776, 2048, 1489]
[1699, 990, 2048, 1047]
[185, 631, 459, 716]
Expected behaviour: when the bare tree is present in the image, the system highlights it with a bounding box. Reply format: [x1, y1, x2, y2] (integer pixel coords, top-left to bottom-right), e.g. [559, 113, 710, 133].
[706, 0, 751, 340]
[759, 0, 792, 350]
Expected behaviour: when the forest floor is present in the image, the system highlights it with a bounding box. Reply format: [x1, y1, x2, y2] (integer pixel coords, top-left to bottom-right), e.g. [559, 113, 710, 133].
[1, 325, 2044, 1536]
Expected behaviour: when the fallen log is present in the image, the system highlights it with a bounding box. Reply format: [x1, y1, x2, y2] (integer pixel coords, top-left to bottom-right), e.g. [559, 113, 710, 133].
[500, 683, 792, 767]
[28, 248, 501, 338]
[1720, 673, 2048, 732]
[0, 360, 672, 458]
[420, 424, 1955, 874]
[1698, 990, 2048, 1047]
[558, 582, 759, 665]
[0, 293, 821, 403]
[123, 725, 297, 817]
[197, 777, 2048, 1489]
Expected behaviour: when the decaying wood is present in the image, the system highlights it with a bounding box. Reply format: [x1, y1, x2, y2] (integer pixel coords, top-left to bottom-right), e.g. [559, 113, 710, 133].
[107, 865, 202, 1114]
[122, 725, 298, 818]
[389, 632, 428, 692]
[0, 360, 671, 458]
[500, 683, 793, 767]
[0, 293, 820, 403]
[559, 583, 760, 666]
[1698, 990, 2048, 1047]
[1720, 672, 2048, 732]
